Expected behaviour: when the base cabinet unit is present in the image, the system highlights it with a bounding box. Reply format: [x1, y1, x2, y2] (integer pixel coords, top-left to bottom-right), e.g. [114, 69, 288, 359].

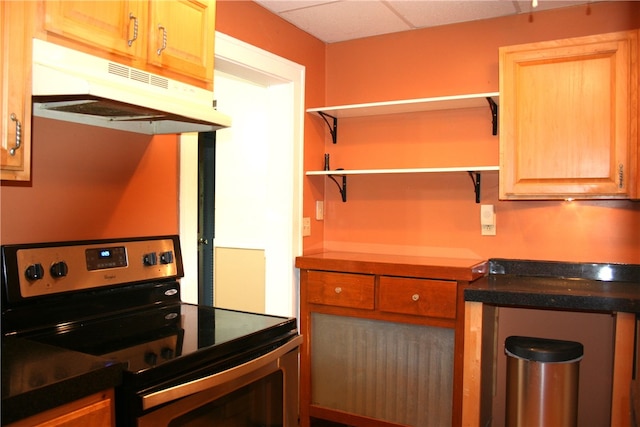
[5, 390, 115, 427]
[499, 29, 639, 200]
[296, 253, 487, 427]
[1, 1, 34, 181]
[38, 0, 216, 88]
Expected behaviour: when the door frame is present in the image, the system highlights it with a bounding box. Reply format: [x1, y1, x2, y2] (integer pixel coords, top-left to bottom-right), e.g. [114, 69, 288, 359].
[179, 32, 305, 317]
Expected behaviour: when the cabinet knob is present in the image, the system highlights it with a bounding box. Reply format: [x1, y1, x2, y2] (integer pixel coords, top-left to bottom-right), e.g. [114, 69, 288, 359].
[334, 287, 342, 294]
[412, 294, 420, 301]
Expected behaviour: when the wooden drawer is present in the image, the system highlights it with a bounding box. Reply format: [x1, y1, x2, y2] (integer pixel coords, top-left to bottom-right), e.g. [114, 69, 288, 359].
[379, 276, 457, 319]
[306, 271, 375, 309]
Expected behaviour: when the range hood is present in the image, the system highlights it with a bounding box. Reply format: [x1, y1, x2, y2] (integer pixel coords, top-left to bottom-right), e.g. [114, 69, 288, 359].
[31, 38, 231, 135]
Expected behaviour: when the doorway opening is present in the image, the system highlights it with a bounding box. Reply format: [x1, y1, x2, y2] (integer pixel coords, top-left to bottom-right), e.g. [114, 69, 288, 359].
[179, 32, 305, 318]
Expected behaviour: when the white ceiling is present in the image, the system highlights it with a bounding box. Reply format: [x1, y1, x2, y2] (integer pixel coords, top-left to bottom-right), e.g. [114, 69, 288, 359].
[254, 0, 600, 43]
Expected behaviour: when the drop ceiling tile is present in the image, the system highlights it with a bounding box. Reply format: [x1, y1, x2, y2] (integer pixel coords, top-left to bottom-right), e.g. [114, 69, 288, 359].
[388, 1, 519, 28]
[255, 0, 338, 14]
[278, 1, 413, 43]
[252, 0, 598, 43]
[514, 0, 595, 14]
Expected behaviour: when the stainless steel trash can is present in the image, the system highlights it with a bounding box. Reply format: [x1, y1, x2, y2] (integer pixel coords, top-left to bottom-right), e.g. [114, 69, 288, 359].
[505, 336, 583, 427]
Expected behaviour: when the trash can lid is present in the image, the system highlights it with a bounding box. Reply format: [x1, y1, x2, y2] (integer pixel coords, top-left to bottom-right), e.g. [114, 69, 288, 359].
[505, 336, 584, 363]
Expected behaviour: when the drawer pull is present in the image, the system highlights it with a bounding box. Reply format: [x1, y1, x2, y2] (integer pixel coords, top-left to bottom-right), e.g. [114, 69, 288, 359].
[335, 287, 342, 294]
[412, 294, 420, 301]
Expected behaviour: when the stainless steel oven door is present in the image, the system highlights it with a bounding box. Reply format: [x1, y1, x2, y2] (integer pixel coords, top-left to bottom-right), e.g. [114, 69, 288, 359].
[137, 335, 301, 427]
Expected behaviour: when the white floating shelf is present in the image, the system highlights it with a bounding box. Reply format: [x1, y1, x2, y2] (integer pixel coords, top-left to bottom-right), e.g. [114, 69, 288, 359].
[306, 166, 499, 176]
[307, 92, 499, 118]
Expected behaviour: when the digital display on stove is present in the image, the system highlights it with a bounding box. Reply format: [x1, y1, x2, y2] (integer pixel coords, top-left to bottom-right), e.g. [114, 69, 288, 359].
[86, 246, 127, 270]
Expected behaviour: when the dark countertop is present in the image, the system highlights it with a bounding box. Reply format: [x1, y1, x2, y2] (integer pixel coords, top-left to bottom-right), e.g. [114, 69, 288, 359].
[2, 337, 123, 425]
[464, 259, 640, 313]
[465, 275, 640, 313]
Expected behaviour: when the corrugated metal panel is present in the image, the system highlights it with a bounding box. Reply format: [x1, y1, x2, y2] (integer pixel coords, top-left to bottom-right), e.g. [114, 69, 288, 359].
[311, 313, 454, 426]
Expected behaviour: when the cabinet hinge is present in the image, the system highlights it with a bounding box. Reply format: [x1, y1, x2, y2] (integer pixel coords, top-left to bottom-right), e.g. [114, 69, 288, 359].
[618, 164, 624, 189]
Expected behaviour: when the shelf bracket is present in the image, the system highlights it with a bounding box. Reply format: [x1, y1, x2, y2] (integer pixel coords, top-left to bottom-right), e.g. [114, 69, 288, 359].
[317, 111, 338, 144]
[486, 97, 498, 136]
[328, 171, 347, 202]
[468, 171, 481, 203]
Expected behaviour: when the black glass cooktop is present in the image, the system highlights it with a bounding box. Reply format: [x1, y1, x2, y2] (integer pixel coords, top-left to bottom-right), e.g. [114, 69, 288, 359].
[24, 302, 297, 385]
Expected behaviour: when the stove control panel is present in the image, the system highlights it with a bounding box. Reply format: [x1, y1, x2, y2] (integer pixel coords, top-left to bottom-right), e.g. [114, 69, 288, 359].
[4, 236, 182, 301]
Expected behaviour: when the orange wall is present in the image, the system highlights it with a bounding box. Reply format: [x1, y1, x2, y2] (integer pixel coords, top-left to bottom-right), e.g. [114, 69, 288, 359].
[1, 2, 638, 265]
[0, 118, 179, 244]
[318, 1, 640, 264]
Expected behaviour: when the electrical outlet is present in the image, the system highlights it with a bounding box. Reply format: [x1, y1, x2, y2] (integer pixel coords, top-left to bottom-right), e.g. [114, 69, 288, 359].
[315, 201, 324, 220]
[480, 204, 496, 236]
[482, 224, 496, 236]
[302, 217, 311, 236]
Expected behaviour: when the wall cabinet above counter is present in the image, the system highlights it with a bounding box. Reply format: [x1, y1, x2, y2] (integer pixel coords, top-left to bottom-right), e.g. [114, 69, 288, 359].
[38, 0, 216, 89]
[1, 0, 220, 182]
[499, 29, 639, 200]
[1, 1, 33, 181]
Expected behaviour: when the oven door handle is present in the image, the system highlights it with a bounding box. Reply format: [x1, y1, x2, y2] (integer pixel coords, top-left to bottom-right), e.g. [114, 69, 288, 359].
[141, 334, 302, 410]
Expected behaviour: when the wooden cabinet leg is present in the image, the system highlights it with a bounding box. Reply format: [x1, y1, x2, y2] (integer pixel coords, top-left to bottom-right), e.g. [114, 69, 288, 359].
[611, 312, 635, 427]
[462, 301, 483, 427]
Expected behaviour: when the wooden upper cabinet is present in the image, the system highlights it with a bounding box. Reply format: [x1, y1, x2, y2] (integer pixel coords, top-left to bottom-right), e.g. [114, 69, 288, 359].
[40, 0, 215, 88]
[147, 1, 215, 84]
[499, 30, 638, 200]
[1, 1, 33, 181]
[42, 1, 146, 60]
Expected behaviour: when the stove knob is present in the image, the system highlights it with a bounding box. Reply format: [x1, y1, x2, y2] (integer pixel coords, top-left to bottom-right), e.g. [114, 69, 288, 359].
[144, 352, 158, 366]
[160, 251, 173, 264]
[143, 252, 157, 266]
[161, 347, 174, 360]
[25, 263, 45, 281]
[50, 261, 68, 278]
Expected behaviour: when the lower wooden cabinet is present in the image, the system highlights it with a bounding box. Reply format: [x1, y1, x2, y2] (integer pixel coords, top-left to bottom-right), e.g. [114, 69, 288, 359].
[296, 253, 487, 427]
[6, 390, 115, 427]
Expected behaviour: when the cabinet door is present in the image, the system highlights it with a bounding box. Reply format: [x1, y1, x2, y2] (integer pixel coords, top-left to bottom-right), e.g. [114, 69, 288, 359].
[499, 30, 638, 199]
[43, 0, 146, 60]
[1, 1, 32, 181]
[6, 390, 114, 427]
[147, 0, 215, 86]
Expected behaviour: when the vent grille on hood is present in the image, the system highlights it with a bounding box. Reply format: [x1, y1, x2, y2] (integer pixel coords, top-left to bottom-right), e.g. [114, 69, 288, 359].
[32, 39, 230, 134]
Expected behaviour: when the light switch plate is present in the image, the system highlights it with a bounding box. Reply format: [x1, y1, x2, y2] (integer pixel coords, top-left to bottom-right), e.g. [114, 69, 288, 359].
[302, 217, 311, 236]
